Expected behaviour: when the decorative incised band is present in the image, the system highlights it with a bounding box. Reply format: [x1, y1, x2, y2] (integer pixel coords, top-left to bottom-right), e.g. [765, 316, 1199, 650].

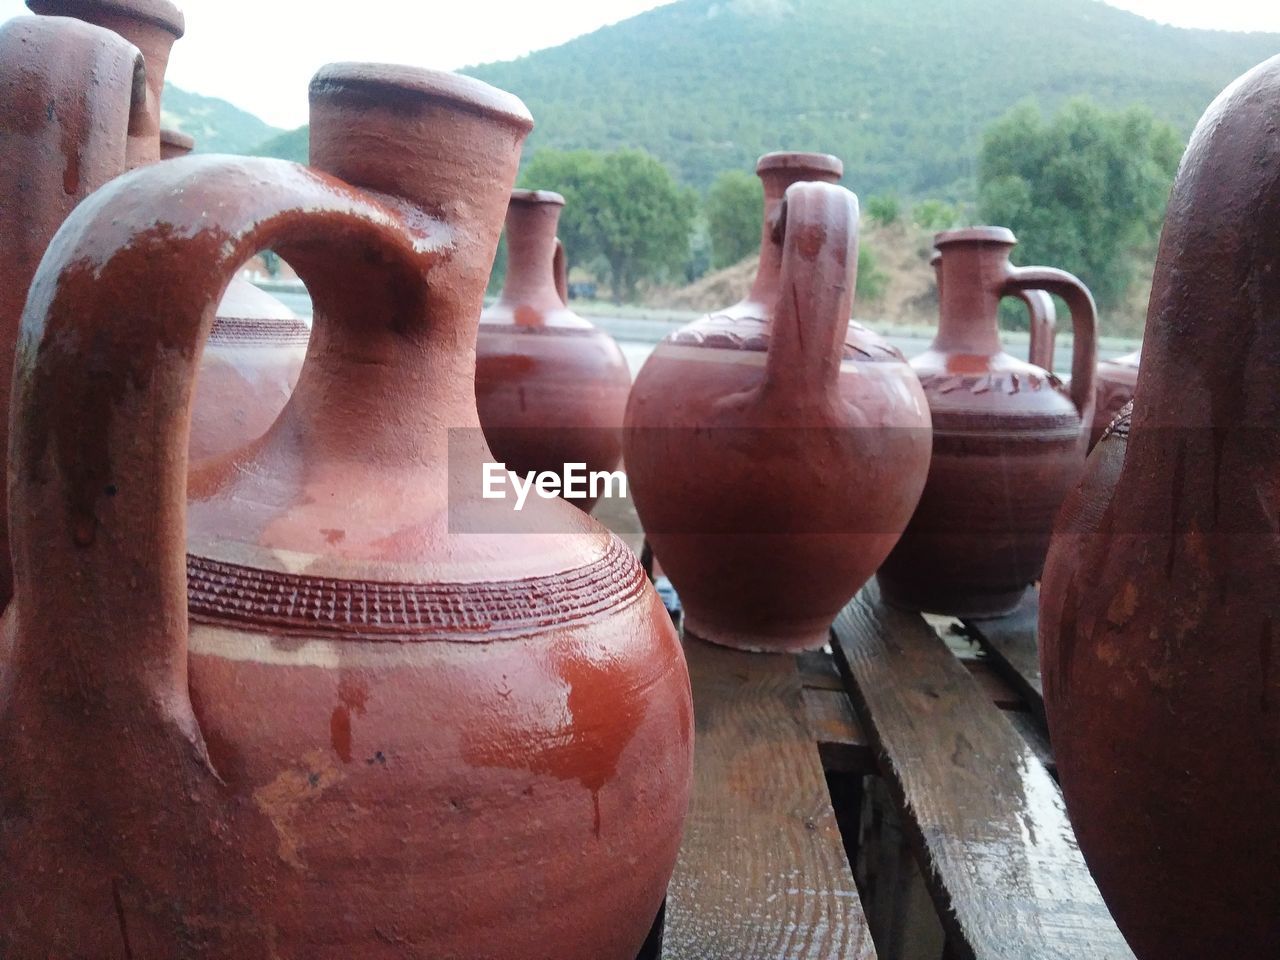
[670, 318, 905, 363]
[185, 536, 647, 640]
[210, 316, 313, 346]
[918, 370, 1064, 395]
[1101, 401, 1133, 442]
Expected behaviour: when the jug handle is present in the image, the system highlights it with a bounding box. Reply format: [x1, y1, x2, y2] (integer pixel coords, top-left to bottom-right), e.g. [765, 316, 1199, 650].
[7, 155, 442, 732]
[1014, 288, 1056, 372]
[763, 181, 859, 398]
[1002, 266, 1097, 426]
[553, 237, 569, 305]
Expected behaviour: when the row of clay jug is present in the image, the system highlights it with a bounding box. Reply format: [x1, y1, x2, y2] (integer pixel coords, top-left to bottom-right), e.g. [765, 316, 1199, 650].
[625, 150, 1102, 650]
[0, 5, 692, 957]
[1038, 55, 1280, 960]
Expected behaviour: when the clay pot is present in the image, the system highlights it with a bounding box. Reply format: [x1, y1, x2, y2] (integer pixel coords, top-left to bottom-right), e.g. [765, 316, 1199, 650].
[1040, 56, 1280, 960]
[1088, 346, 1139, 448]
[159, 126, 194, 158]
[0, 64, 692, 958]
[476, 190, 631, 511]
[876, 227, 1097, 617]
[625, 175, 933, 652]
[27, 0, 310, 464]
[0, 15, 144, 610]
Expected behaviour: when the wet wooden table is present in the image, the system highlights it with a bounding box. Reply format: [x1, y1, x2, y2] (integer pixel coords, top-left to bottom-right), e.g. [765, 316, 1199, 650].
[645, 580, 1134, 959]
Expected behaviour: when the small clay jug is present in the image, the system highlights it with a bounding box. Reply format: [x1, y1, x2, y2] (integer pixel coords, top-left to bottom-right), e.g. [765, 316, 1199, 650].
[0, 15, 144, 610]
[159, 125, 194, 159]
[625, 180, 933, 652]
[931, 247, 1058, 371]
[0, 64, 692, 959]
[476, 190, 631, 511]
[876, 226, 1097, 617]
[28, 0, 310, 464]
[1088, 346, 1140, 448]
[1040, 56, 1280, 960]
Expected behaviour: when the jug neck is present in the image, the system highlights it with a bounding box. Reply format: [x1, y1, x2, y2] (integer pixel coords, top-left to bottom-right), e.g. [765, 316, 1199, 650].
[498, 191, 565, 312]
[27, 0, 185, 168]
[297, 65, 531, 459]
[309, 65, 530, 336]
[933, 230, 1017, 356]
[747, 152, 843, 306]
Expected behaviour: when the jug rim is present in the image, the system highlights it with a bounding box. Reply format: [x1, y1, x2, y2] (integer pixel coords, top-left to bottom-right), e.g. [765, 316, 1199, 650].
[26, 0, 185, 37]
[935, 225, 1017, 247]
[510, 188, 565, 207]
[756, 151, 843, 178]
[311, 62, 533, 133]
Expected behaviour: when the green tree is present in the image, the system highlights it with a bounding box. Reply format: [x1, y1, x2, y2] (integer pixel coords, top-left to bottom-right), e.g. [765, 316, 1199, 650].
[978, 98, 1182, 313]
[856, 245, 888, 304]
[866, 194, 901, 227]
[912, 199, 961, 231]
[519, 148, 695, 301]
[259, 249, 282, 278]
[705, 170, 763, 269]
[518, 149, 605, 275]
[589, 150, 696, 301]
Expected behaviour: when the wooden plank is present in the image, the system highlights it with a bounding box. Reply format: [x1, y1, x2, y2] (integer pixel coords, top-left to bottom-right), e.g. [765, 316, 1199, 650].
[665, 637, 876, 960]
[797, 648, 847, 691]
[961, 660, 1024, 711]
[961, 593, 1045, 726]
[832, 584, 1134, 960]
[803, 686, 876, 775]
[1006, 711, 1057, 780]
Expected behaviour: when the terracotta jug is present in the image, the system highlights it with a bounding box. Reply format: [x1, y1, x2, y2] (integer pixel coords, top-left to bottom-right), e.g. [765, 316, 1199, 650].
[0, 15, 144, 611]
[931, 247, 1058, 371]
[624, 179, 933, 651]
[1040, 56, 1280, 960]
[1088, 346, 1140, 448]
[160, 125, 194, 159]
[476, 190, 631, 511]
[28, 0, 310, 464]
[876, 227, 1097, 617]
[0, 64, 692, 958]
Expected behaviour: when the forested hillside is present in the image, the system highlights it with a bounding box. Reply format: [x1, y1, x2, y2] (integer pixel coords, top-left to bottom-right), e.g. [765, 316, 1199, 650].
[252, 0, 1278, 198]
[161, 85, 282, 155]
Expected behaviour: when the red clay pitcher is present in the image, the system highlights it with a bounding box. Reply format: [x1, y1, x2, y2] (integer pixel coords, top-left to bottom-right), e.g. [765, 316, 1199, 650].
[0, 63, 692, 959]
[625, 174, 932, 652]
[877, 226, 1097, 617]
[477, 190, 632, 511]
[1040, 55, 1280, 960]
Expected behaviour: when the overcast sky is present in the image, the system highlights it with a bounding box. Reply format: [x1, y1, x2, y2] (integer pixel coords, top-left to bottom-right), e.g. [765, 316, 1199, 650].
[1, 0, 1277, 129]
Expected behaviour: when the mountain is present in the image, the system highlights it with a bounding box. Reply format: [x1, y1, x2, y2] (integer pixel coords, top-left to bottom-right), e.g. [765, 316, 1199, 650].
[161, 84, 283, 155]
[250, 0, 1279, 198]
